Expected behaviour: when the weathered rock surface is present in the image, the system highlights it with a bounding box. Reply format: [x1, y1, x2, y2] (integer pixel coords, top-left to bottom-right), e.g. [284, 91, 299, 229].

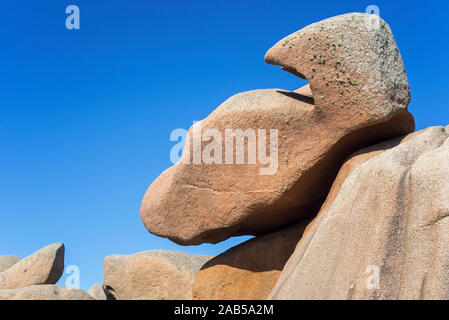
[0, 242, 64, 290]
[265, 13, 410, 118]
[141, 13, 414, 245]
[0, 285, 94, 300]
[193, 221, 309, 300]
[88, 283, 116, 300]
[270, 126, 449, 300]
[104, 250, 211, 300]
[0, 256, 21, 273]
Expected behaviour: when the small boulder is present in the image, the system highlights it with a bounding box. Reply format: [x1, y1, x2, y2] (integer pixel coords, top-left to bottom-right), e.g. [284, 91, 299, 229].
[104, 250, 211, 300]
[88, 283, 116, 300]
[0, 242, 65, 290]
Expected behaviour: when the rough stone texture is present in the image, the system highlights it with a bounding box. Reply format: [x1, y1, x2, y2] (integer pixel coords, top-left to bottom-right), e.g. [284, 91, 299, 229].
[270, 126, 449, 300]
[0, 285, 94, 300]
[193, 221, 309, 300]
[88, 283, 116, 300]
[141, 13, 414, 245]
[104, 250, 211, 300]
[265, 13, 411, 123]
[0, 256, 21, 273]
[0, 243, 65, 290]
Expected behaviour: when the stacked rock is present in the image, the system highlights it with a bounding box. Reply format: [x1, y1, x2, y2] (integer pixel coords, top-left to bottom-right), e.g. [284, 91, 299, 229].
[10, 12, 447, 301]
[9, 13, 449, 300]
[135, 13, 418, 299]
[0, 243, 93, 300]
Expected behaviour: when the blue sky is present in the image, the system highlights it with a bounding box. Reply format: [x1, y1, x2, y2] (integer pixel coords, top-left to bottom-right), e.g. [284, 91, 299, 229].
[0, 0, 448, 290]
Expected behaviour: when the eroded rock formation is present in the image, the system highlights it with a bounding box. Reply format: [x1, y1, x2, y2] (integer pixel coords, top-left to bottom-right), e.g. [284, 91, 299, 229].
[141, 13, 414, 246]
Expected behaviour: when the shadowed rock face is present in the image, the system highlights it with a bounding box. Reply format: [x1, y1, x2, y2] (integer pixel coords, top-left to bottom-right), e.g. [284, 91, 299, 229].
[140, 13, 414, 246]
[269, 126, 449, 300]
[193, 221, 309, 300]
[0, 243, 65, 290]
[104, 250, 211, 300]
[0, 285, 94, 300]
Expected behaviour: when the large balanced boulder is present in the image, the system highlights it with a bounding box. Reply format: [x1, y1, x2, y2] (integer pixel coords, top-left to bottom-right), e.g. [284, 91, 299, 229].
[0, 243, 64, 290]
[270, 126, 449, 300]
[104, 250, 211, 300]
[141, 13, 414, 245]
[0, 285, 94, 300]
[0, 256, 21, 273]
[193, 221, 309, 300]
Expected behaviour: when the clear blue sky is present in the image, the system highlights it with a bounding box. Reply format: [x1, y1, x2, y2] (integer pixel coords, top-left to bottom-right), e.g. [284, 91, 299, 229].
[1, 0, 448, 291]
